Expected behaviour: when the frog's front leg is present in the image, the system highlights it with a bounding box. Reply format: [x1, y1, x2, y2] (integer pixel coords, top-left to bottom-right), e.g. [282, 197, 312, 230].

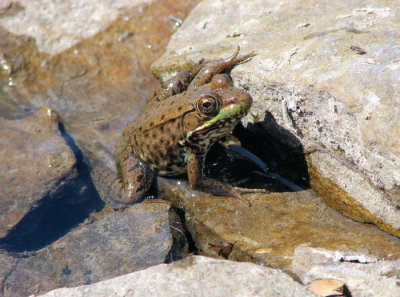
[186, 152, 251, 206]
[188, 46, 255, 90]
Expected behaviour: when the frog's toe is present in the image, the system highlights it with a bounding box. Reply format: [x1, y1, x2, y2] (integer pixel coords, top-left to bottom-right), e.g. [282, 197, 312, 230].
[229, 187, 269, 207]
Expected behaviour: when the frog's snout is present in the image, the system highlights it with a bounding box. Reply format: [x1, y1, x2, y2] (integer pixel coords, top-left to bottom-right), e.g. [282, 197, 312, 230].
[236, 93, 253, 110]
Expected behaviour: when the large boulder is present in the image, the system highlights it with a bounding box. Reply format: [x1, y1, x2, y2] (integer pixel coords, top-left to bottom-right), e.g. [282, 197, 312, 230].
[152, 0, 400, 237]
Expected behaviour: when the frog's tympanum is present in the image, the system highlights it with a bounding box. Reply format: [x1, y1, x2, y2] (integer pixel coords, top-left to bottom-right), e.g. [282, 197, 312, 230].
[114, 46, 254, 205]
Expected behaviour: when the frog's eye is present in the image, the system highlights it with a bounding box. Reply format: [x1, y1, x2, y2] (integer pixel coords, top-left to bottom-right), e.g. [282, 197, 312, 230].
[196, 94, 220, 116]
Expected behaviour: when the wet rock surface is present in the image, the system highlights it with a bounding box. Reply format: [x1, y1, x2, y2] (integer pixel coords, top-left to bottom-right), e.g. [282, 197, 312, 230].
[292, 247, 400, 297]
[0, 251, 59, 297]
[152, 0, 400, 237]
[38, 255, 316, 297]
[158, 181, 400, 273]
[22, 201, 174, 287]
[1, 201, 177, 296]
[0, 108, 77, 238]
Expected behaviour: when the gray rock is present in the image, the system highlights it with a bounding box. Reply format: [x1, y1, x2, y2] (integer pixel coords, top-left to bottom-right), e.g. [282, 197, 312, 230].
[0, 108, 77, 238]
[20, 201, 174, 288]
[1, 252, 60, 297]
[152, 0, 400, 237]
[292, 247, 400, 297]
[0, 252, 17, 285]
[39, 256, 316, 297]
[0, 253, 59, 297]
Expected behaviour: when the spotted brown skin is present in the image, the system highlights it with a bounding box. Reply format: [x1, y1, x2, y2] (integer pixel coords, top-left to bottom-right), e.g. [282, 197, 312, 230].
[114, 46, 254, 204]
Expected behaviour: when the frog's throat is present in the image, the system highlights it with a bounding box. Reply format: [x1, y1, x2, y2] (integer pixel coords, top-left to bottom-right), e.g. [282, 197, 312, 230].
[183, 102, 250, 141]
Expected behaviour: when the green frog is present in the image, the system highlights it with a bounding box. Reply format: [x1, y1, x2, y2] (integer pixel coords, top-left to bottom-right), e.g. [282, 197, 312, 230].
[113, 46, 255, 205]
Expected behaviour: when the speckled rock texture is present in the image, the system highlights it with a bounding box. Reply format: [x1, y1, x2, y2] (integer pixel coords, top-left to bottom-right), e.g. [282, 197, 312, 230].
[39, 256, 316, 297]
[292, 247, 400, 297]
[152, 0, 400, 237]
[0, 108, 76, 237]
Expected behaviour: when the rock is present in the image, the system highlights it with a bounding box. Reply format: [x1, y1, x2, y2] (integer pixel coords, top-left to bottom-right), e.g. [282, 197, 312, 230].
[157, 180, 400, 272]
[0, 0, 16, 12]
[0, 0, 153, 55]
[0, 252, 17, 285]
[292, 247, 400, 297]
[0, 252, 59, 297]
[0, 107, 77, 238]
[18, 201, 174, 288]
[308, 279, 348, 297]
[39, 256, 316, 297]
[152, 0, 400, 237]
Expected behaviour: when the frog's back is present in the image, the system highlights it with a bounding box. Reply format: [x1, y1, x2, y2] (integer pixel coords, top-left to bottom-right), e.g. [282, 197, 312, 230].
[126, 95, 190, 176]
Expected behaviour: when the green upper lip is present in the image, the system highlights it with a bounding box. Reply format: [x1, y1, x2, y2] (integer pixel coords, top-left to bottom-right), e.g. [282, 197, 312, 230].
[189, 102, 250, 136]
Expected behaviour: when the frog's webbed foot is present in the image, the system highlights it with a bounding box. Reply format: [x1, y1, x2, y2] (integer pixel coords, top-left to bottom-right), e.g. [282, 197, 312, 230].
[199, 181, 268, 207]
[207, 182, 254, 207]
[224, 46, 256, 72]
[230, 186, 269, 205]
[188, 45, 255, 90]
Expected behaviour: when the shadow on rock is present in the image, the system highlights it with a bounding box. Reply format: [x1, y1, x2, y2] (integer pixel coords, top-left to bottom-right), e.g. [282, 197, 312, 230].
[206, 111, 309, 192]
[0, 124, 104, 253]
[0, 178, 104, 253]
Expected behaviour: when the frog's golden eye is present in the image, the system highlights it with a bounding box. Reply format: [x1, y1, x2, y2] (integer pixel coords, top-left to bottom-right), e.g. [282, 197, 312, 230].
[196, 94, 220, 116]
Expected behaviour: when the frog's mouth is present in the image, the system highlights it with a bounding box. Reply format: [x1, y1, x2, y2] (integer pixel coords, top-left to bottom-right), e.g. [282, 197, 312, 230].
[185, 102, 251, 143]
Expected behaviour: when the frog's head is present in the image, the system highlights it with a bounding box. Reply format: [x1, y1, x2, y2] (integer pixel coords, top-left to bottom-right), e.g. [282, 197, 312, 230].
[181, 74, 252, 149]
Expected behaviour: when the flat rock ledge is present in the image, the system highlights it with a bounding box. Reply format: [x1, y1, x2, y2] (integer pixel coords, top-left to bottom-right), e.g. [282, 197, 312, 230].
[38, 256, 315, 297]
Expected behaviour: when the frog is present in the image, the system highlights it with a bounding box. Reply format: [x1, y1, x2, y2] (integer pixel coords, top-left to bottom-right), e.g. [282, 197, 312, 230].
[113, 46, 255, 205]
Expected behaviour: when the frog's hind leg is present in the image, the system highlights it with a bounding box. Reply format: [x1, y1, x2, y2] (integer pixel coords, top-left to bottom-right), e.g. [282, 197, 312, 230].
[110, 139, 155, 207]
[188, 46, 255, 90]
[91, 156, 154, 210]
[153, 58, 206, 102]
